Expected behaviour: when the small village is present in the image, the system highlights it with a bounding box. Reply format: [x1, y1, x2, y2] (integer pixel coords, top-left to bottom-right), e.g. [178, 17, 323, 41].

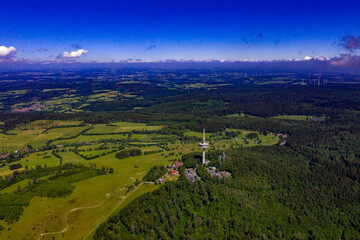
[165, 129, 231, 183]
[12, 104, 46, 113]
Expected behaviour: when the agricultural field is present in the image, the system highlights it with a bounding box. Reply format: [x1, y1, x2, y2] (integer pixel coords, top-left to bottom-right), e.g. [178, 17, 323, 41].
[0, 121, 85, 152]
[0, 120, 279, 239]
[29, 126, 89, 148]
[7, 90, 142, 113]
[0, 130, 42, 152]
[0, 72, 359, 239]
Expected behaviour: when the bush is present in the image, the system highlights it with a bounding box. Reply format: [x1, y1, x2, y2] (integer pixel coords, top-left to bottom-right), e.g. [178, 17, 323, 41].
[246, 132, 258, 139]
[143, 165, 167, 182]
[9, 163, 22, 170]
[181, 152, 202, 168]
[115, 149, 142, 159]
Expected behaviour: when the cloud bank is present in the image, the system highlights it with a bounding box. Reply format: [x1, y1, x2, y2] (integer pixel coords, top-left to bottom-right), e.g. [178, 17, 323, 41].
[340, 34, 360, 52]
[330, 54, 360, 66]
[0, 46, 16, 58]
[57, 49, 88, 58]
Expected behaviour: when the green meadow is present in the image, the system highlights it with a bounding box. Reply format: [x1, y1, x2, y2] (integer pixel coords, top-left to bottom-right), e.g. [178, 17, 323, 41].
[0, 121, 279, 239]
[272, 115, 326, 121]
[86, 122, 163, 134]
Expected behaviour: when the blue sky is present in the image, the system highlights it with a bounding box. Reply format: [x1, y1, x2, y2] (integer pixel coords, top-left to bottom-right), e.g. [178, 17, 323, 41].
[1, 0, 360, 62]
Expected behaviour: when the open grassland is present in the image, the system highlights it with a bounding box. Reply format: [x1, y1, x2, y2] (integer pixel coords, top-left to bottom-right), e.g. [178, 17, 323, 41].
[184, 129, 278, 146]
[52, 134, 129, 145]
[29, 126, 89, 148]
[141, 145, 163, 152]
[42, 88, 70, 92]
[58, 151, 86, 164]
[0, 125, 87, 152]
[16, 120, 83, 131]
[21, 151, 61, 168]
[0, 120, 280, 240]
[77, 143, 105, 151]
[272, 115, 325, 121]
[130, 133, 176, 141]
[0, 178, 31, 194]
[225, 113, 261, 118]
[184, 130, 211, 139]
[0, 131, 42, 152]
[86, 122, 163, 134]
[0, 152, 170, 240]
[52, 133, 174, 145]
[21, 90, 139, 113]
[84, 184, 161, 240]
[0, 175, 50, 194]
[78, 149, 115, 158]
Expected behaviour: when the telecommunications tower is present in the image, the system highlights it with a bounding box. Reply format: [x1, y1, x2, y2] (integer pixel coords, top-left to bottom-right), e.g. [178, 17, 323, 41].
[199, 129, 209, 165]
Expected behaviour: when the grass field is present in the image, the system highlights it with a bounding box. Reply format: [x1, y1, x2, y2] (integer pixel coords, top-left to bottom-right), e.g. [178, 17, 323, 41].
[183, 129, 278, 146]
[0, 175, 50, 194]
[77, 143, 106, 151]
[52, 133, 174, 145]
[184, 130, 211, 139]
[16, 120, 83, 131]
[225, 113, 261, 118]
[21, 151, 61, 168]
[79, 149, 115, 158]
[29, 126, 89, 148]
[86, 122, 163, 134]
[84, 184, 161, 240]
[0, 125, 88, 152]
[0, 152, 169, 240]
[272, 115, 326, 121]
[52, 134, 129, 145]
[0, 130, 43, 152]
[0, 121, 280, 239]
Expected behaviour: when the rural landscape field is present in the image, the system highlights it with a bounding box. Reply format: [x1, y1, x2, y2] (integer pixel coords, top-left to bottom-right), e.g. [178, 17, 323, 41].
[2, 0, 360, 239]
[0, 70, 360, 239]
[0, 115, 280, 240]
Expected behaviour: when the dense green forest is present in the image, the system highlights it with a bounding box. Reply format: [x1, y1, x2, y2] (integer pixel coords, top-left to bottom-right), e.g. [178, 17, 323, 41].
[95, 145, 360, 239]
[87, 83, 360, 239]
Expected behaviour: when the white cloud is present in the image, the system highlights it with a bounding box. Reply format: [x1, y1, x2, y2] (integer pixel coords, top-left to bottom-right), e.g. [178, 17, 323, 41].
[0, 46, 16, 58]
[58, 49, 88, 58]
[304, 56, 313, 61]
[314, 56, 326, 61]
